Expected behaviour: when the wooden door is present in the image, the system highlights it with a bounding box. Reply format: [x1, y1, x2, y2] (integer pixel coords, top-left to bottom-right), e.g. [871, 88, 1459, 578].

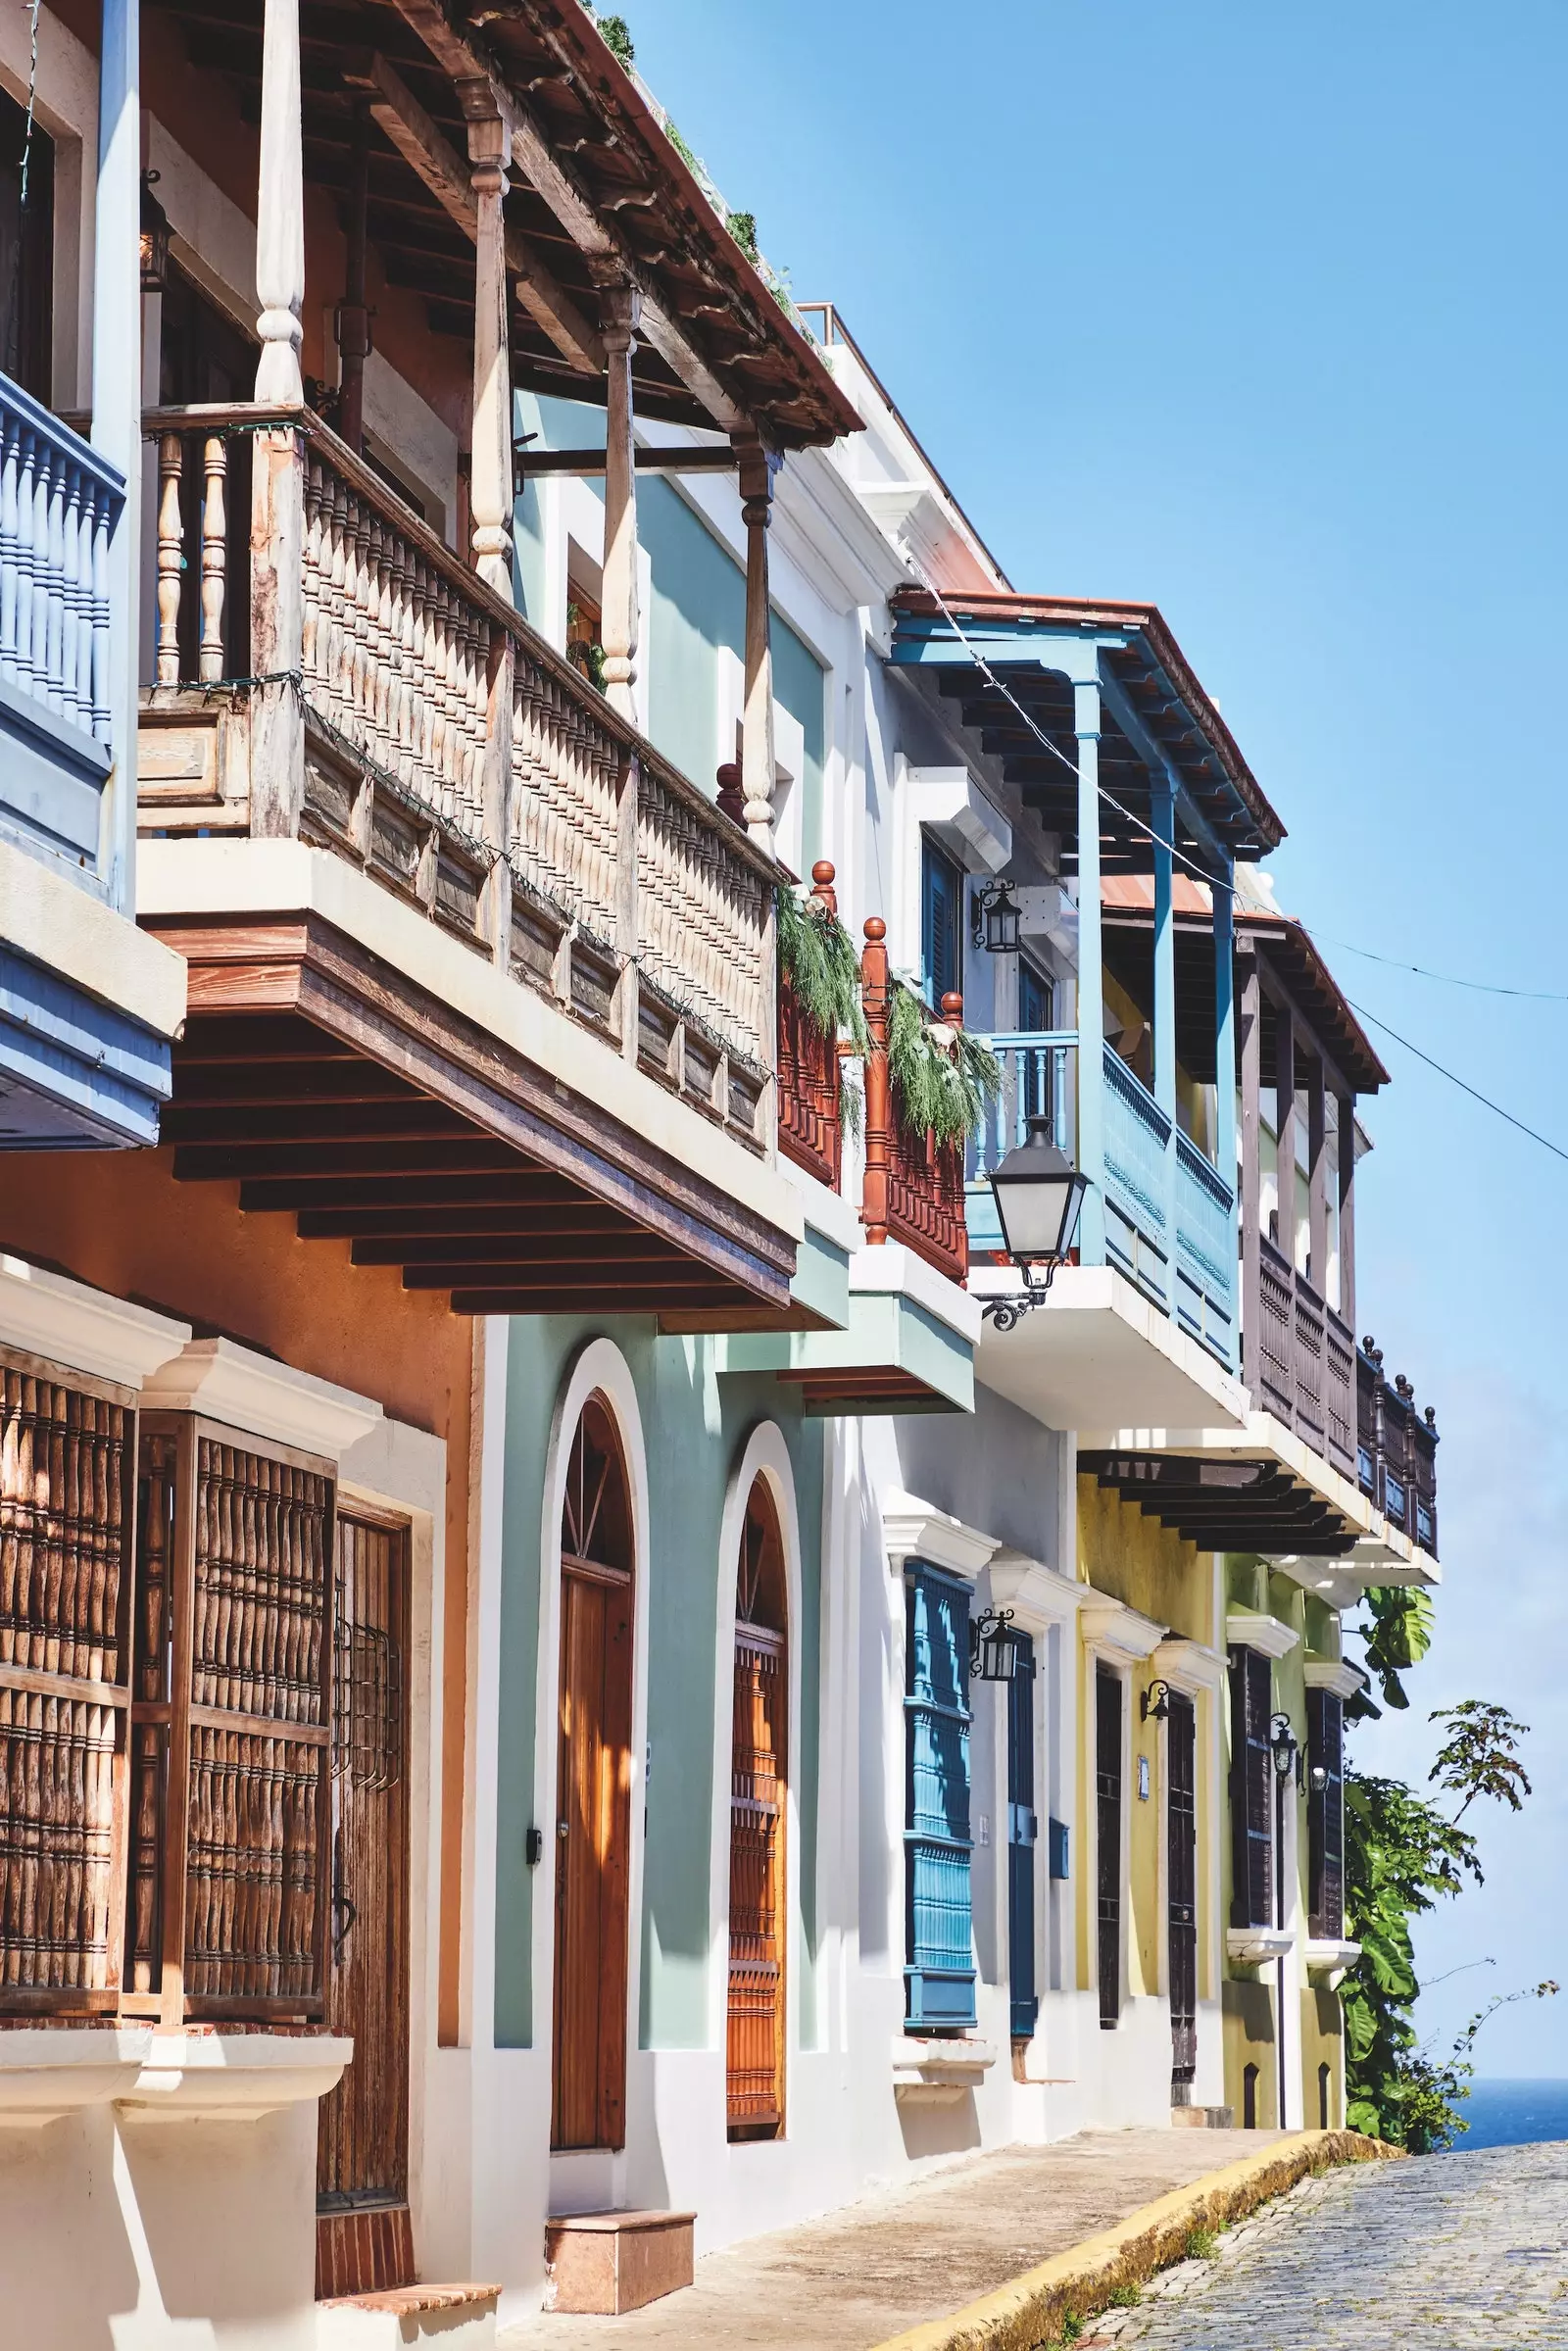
[317, 1507, 412, 2298]
[1005, 1635, 1038, 2039]
[1166, 1690, 1198, 2091]
[1095, 1668, 1122, 2030]
[727, 1479, 787, 2139]
[552, 1397, 634, 2153]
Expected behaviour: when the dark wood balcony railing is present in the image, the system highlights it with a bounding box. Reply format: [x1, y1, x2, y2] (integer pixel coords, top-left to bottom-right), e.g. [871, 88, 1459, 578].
[859, 919, 967, 1285]
[777, 862, 844, 1192]
[138, 405, 775, 1151]
[1357, 1342, 1439, 1558]
[1250, 1233, 1356, 1482]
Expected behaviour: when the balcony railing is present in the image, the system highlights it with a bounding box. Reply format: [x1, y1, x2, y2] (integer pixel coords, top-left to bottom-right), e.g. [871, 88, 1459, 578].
[964, 1030, 1078, 1255]
[1250, 1233, 1356, 1482]
[778, 862, 844, 1192]
[1357, 1341, 1439, 1557]
[138, 404, 774, 1149]
[860, 922, 966, 1284]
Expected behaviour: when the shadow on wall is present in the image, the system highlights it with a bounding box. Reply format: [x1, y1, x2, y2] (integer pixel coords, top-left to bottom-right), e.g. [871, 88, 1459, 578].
[896, 1395, 1062, 1565]
[897, 2090, 983, 2165]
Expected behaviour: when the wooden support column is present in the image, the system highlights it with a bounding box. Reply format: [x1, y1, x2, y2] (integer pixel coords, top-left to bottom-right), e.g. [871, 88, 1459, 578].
[860, 917, 891, 1246]
[1239, 941, 1261, 1394]
[1337, 1092, 1356, 1330]
[596, 272, 641, 720]
[249, 422, 305, 834]
[735, 435, 781, 850]
[1213, 866, 1237, 1195]
[1275, 996, 1297, 1269]
[466, 112, 514, 600]
[335, 100, 371, 454]
[92, 0, 141, 905]
[254, 0, 305, 404]
[1306, 1053, 1328, 1298]
[1075, 676, 1105, 1266]
[1151, 775, 1176, 1122]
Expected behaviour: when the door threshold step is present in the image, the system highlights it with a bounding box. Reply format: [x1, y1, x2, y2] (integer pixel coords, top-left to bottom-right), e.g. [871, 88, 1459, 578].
[318, 2282, 501, 2348]
[544, 2209, 697, 2314]
[1171, 2102, 1237, 2129]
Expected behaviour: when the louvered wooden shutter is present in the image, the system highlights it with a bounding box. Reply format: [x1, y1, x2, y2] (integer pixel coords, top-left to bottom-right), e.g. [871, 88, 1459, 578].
[1096, 1667, 1122, 2028]
[1228, 1645, 1274, 1929]
[128, 1415, 335, 2023]
[1307, 1688, 1345, 1938]
[904, 1561, 975, 2031]
[0, 1350, 135, 2013]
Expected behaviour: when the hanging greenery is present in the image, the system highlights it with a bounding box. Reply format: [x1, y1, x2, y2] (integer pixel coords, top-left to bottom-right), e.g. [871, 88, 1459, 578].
[727, 210, 760, 263]
[886, 981, 1001, 1148]
[595, 13, 635, 66]
[775, 885, 867, 1136]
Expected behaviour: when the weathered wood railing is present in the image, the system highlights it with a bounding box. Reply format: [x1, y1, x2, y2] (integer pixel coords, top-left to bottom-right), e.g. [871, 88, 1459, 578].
[859, 919, 967, 1285]
[0, 378, 122, 749]
[1249, 1233, 1356, 1482]
[1357, 1341, 1439, 1557]
[138, 404, 775, 1151]
[776, 861, 845, 1191]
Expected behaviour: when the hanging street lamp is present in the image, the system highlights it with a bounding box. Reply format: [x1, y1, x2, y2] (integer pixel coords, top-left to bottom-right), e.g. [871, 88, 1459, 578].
[982, 1116, 1090, 1332]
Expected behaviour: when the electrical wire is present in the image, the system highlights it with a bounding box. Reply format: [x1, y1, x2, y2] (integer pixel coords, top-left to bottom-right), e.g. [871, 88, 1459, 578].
[1346, 999, 1568, 1166]
[1306, 934, 1568, 1004]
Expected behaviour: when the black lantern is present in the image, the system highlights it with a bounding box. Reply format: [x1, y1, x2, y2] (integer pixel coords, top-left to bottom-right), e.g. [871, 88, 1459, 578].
[969, 1607, 1019, 1683]
[140, 171, 172, 294]
[1141, 1679, 1172, 1723]
[1269, 1711, 1299, 1783]
[974, 881, 1022, 955]
[989, 1119, 1088, 1286]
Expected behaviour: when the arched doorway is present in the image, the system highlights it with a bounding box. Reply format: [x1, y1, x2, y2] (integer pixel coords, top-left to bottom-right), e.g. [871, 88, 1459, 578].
[552, 1394, 635, 2152]
[726, 1476, 788, 2139]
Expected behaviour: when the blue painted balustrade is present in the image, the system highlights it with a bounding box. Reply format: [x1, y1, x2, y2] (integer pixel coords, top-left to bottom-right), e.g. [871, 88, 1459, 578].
[967, 1031, 1238, 1369]
[0, 375, 124, 872]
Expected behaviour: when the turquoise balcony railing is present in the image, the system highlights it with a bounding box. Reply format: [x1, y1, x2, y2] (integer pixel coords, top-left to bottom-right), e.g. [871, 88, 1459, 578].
[967, 1032, 1238, 1370]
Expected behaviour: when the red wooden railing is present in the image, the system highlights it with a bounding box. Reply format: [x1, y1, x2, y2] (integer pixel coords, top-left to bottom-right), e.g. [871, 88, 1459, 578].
[777, 861, 844, 1191]
[860, 920, 968, 1285]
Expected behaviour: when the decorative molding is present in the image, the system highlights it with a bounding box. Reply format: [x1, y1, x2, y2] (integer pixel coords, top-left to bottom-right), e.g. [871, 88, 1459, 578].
[882, 1489, 999, 1582]
[1081, 1591, 1167, 1663]
[0, 2029, 152, 2131]
[891, 2034, 997, 2106]
[1152, 1636, 1228, 1694]
[0, 1255, 191, 1393]
[987, 1548, 1084, 1629]
[1304, 1937, 1362, 1988]
[116, 2031, 353, 2124]
[1224, 1611, 1299, 1661]
[140, 1337, 382, 1460]
[1227, 1926, 1294, 1968]
[1302, 1656, 1364, 1701]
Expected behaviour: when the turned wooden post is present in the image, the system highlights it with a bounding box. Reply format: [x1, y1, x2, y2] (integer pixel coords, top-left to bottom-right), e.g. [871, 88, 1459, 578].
[466, 113, 514, 600]
[810, 857, 837, 917]
[335, 100, 371, 454]
[597, 273, 641, 721]
[861, 915, 892, 1246]
[254, 0, 305, 404]
[155, 432, 183, 685]
[249, 423, 305, 835]
[735, 434, 781, 849]
[198, 435, 226, 683]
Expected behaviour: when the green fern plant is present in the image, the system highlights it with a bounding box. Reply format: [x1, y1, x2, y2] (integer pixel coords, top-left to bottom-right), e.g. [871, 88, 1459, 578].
[596, 13, 635, 66]
[776, 884, 867, 1137]
[886, 981, 1001, 1148]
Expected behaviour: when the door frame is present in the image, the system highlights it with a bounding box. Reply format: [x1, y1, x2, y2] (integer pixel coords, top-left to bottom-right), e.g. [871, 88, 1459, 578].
[709, 1424, 804, 2105]
[535, 1342, 653, 2180]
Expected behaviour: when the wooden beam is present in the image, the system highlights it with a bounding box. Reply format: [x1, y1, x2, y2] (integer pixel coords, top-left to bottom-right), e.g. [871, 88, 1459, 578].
[341, 50, 605, 374]
[323, 1207, 624, 1244]
[518, 445, 737, 476]
[373, 1235, 692, 1271]
[450, 1284, 739, 1314]
[176, 1139, 522, 1181]
[251, 1173, 582, 1215]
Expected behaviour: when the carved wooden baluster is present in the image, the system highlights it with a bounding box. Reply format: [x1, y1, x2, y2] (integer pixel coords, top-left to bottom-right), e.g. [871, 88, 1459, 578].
[301, 452, 322, 686]
[350, 495, 373, 751]
[861, 917, 893, 1247]
[155, 433, 185, 685]
[198, 435, 227, 684]
[322, 470, 348, 729]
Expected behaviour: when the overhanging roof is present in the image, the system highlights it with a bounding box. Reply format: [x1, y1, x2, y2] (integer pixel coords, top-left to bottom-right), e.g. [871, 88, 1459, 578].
[888, 590, 1285, 870]
[1080, 1450, 1362, 1557]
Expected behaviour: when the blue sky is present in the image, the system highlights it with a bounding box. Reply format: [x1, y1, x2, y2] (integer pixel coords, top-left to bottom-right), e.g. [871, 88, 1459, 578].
[624, 0, 1568, 2074]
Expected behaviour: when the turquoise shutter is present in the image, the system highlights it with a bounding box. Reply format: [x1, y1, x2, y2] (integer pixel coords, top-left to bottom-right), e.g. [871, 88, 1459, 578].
[904, 1561, 976, 2030]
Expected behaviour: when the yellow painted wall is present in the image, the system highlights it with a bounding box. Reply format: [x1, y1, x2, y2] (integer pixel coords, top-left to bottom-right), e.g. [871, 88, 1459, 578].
[1302, 1985, 1345, 2128]
[1222, 1978, 1279, 2127]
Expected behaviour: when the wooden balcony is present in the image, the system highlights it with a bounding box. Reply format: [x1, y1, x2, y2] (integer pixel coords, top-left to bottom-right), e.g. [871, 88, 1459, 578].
[135, 404, 797, 1323]
[1249, 1234, 1356, 1484]
[859, 922, 966, 1287]
[1357, 1342, 1439, 1558]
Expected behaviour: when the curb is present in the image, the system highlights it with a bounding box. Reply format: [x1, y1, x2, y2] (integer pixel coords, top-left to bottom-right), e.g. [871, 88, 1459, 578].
[868, 2130, 1401, 2351]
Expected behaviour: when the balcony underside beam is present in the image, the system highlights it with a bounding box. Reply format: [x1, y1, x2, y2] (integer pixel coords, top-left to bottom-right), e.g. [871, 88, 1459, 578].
[1079, 1449, 1361, 1558]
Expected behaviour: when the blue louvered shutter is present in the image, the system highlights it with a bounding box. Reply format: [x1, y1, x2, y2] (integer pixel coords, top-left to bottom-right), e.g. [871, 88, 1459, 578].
[904, 1561, 976, 2030]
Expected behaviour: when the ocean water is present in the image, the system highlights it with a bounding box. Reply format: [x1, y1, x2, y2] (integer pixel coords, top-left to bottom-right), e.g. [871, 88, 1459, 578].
[1448, 2079, 1568, 2150]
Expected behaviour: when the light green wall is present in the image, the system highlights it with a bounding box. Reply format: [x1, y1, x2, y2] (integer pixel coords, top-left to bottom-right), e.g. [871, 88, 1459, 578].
[493, 1316, 823, 2054]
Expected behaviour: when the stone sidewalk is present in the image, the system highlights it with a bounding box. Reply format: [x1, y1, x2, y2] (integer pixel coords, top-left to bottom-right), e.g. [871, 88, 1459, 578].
[1083, 2139, 1568, 2349]
[499, 2128, 1284, 2351]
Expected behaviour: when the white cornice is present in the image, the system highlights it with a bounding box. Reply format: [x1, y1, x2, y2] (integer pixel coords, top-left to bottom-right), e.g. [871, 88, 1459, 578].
[1081, 1591, 1167, 1663]
[882, 1489, 999, 1581]
[1302, 1656, 1364, 1701]
[987, 1548, 1083, 1629]
[140, 1338, 382, 1462]
[0, 1256, 191, 1393]
[1225, 1611, 1300, 1661]
[1152, 1637, 1228, 1694]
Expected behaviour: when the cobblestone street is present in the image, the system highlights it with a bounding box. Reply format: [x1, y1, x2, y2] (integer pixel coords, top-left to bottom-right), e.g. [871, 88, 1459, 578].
[1084, 2142, 1568, 2351]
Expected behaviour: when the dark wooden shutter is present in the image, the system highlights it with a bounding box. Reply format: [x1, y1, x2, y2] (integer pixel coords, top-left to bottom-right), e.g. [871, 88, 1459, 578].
[1307, 1688, 1345, 1938]
[1228, 1645, 1273, 1930]
[727, 1623, 786, 2135]
[0, 1350, 134, 2013]
[1005, 1634, 1038, 2039]
[1096, 1667, 1122, 2029]
[1167, 1690, 1198, 2086]
[904, 1561, 974, 2031]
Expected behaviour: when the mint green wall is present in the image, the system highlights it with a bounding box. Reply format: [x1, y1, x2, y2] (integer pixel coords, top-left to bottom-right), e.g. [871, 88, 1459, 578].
[493, 1317, 823, 2054]
[510, 395, 828, 859]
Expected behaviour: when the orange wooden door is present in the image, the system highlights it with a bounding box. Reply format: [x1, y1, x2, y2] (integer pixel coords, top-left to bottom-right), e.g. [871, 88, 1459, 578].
[726, 1479, 787, 2139]
[552, 1399, 635, 2152]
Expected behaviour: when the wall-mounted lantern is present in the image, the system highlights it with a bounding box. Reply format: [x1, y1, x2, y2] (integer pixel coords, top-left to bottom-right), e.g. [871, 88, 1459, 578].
[1141, 1679, 1172, 1723]
[140, 171, 172, 294]
[969, 1606, 1020, 1683]
[1270, 1711, 1301, 1786]
[972, 881, 1022, 955]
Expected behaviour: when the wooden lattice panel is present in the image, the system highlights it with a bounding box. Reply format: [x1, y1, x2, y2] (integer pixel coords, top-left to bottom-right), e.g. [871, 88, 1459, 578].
[727, 1625, 785, 2135]
[886, 1120, 967, 1285]
[776, 976, 841, 1191]
[0, 1353, 133, 2008]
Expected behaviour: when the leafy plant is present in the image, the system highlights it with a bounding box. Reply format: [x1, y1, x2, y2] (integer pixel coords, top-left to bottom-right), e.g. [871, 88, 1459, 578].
[886, 981, 1001, 1148]
[1109, 2284, 1142, 2307]
[727, 209, 760, 262]
[1429, 1701, 1533, 1820]
[595, 12, 635, 66]
[664, 119, 699, 171]
[776, 883, 867, 1136]
[1346, 1584, 1434, 1713]
[1184, 2228, 1218, 2261]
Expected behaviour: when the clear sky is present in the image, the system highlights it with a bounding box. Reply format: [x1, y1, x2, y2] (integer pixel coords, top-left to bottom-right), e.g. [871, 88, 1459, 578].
[623, 0, 1568, 2075]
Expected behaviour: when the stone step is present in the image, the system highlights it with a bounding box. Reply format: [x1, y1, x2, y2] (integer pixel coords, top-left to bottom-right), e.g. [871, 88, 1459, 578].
[544, 2210, 697, 2315]
[1171, 2102, 1237, 2130]
[318, 2282, 501, 2349]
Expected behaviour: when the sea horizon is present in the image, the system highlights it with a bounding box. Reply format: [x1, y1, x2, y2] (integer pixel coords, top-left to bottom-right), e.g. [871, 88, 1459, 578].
[1446, 2078, 1568, 2151]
